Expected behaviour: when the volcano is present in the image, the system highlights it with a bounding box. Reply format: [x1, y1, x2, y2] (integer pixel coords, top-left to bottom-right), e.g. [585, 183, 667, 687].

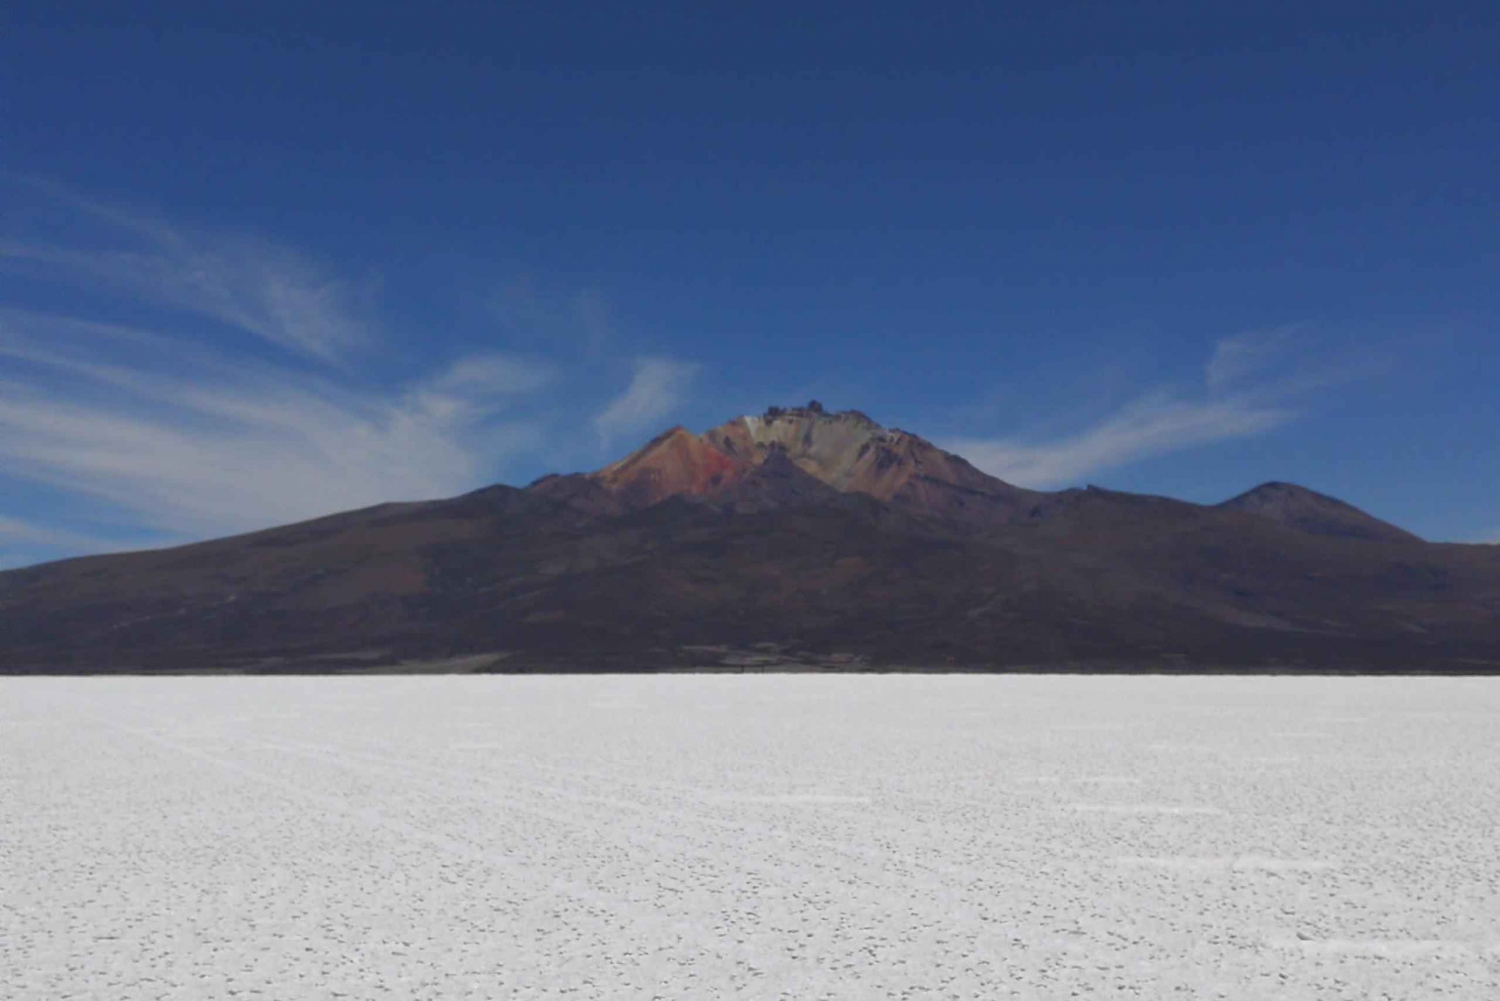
[2, 403, 1498, 673]
[590, 402, 1043, 527]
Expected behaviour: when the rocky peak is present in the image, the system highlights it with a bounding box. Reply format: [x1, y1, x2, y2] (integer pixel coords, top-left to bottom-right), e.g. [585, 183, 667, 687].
[584, 403, 1038, 527]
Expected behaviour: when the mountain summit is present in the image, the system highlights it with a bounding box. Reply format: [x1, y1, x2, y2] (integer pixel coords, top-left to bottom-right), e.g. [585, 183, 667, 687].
[592, 402, 1040, 527]
[2, 403, 1497, 674]
[1217, 481, 1418, 543]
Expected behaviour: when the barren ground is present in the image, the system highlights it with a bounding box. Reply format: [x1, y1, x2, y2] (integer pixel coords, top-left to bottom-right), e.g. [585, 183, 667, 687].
[3, 675, 1498, 999]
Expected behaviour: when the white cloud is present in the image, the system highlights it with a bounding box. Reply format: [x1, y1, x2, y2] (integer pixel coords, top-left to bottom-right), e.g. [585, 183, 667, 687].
[592, 357, 699, 446]
[944, 331, 1331, 489]
[1204, 327, 1295, 390]
[0, 183, 714, 563]
[0, 514, 163, 572]
[0, 515, 146, 553]
[948, 392, 1291, 488]
[0, 321, 552, 537]
[0, 181, 369, 362]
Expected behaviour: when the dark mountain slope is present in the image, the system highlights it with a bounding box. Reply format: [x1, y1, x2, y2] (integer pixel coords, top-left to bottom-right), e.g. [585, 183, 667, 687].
[2, 405, 1497, 673]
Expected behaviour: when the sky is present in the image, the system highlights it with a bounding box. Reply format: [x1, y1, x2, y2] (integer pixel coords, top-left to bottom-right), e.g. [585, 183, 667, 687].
[1, 1, 1496, 567]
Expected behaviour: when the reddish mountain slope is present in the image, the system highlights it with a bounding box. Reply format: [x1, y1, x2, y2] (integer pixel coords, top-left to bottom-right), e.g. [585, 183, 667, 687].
[591, 425, 748, 505]
[593, 402, 1041, 528]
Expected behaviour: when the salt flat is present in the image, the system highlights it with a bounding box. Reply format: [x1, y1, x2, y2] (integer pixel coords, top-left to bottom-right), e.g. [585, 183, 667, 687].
[3, 675, 1499, 999]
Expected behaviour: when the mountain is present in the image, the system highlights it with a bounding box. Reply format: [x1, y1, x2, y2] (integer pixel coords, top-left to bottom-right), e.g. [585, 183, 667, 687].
[3, 403, 1498, 674]
[1217, 482, 1419, 543]
[592, 402, 1043, 527]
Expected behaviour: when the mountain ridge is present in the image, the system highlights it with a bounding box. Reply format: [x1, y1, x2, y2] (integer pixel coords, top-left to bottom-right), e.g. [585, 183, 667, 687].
[2, 402, 1495, 674]
[586, 403, 1420, 541]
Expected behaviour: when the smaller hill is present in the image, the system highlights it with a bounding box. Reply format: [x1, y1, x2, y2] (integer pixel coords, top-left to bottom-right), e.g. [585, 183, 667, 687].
[1217, 482, 1420, 543]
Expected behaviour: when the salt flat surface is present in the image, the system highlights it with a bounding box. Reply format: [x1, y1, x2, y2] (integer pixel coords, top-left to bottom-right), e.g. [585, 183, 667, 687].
[3, 675, 1500, 1000]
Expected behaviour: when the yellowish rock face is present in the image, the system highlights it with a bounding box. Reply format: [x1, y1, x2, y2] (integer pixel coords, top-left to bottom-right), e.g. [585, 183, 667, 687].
[710, 409, 900, 495]
[590, 404, 1030, 515]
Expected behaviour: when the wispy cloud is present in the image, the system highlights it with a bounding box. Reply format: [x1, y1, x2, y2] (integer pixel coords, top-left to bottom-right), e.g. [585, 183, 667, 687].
[0, 179, 369, 362]
[592, 357, 700, 447]
[0, 314, 553, 536]
[949, 393, 1291, 488]
[1205, 327, 1296, 390]
[0, 515, 150, 553]
[945, 332, 1329, 489]
[0, 183, 705, 566]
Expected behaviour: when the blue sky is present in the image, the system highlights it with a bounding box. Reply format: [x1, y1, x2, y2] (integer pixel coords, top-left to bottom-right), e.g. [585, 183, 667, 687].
[1, 1, 1495, 566]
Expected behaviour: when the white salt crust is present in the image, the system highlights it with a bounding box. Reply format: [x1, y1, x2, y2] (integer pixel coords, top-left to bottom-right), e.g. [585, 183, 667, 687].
[3, 674, 1499, 999]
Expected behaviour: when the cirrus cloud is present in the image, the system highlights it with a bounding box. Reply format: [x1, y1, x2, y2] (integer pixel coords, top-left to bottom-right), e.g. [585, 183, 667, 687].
[592, 357, 701, 447]
[0, 182, 702, 567]
[0, 178, 371, 363]
[0, 312, 554, 537]
[944, 329, 1339, 489]
[948, 391, 1292, 488]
